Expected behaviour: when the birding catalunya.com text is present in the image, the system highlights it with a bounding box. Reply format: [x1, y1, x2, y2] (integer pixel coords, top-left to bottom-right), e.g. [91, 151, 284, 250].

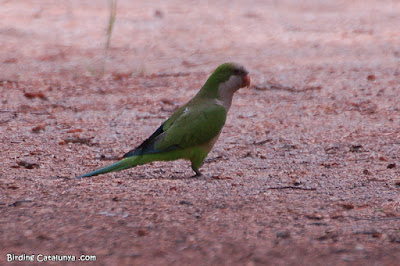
[6, 253, 97, 262]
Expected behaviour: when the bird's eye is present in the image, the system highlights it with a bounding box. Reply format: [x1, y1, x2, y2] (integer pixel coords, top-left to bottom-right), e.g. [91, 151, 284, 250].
[233, 69, 240, 75]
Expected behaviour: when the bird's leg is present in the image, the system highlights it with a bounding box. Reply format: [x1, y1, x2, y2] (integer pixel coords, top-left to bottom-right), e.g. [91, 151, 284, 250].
[191, 166, 202, 177]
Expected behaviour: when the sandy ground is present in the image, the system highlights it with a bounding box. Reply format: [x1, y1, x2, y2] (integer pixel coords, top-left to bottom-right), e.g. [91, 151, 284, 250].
[1, 0, 400, 265]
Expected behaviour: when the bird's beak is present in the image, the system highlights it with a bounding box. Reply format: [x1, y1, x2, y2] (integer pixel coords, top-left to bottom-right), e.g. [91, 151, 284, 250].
[242, 74, 251, 88]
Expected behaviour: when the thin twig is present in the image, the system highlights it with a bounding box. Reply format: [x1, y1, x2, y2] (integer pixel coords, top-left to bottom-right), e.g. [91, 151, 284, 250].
[265, 186, 317, 191]
[0, 109, 17, 124]
[8, 200, 33, 207]
[101, 0, 118, 76]
[0, 109, 49, 115]
[253, 139, 272, 145]
[347, 216, 400, 221]
[254, 83, 321, 93]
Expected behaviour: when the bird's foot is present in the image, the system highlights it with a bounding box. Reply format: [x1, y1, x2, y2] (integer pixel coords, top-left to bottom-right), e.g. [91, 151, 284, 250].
[191, 169, 202, 178]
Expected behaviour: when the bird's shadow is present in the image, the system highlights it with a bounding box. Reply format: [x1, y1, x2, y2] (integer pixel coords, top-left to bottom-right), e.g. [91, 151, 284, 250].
[122, 170, 213, 181]
[68, 167, 217, 181]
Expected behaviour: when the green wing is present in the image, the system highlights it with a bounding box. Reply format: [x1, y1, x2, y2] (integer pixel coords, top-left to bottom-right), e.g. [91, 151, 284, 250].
[157, 102, 227, 150]
[123, 101, 227, 157]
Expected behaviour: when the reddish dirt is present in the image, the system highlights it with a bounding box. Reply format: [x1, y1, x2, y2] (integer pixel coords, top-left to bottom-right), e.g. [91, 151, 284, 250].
[1, 0, 400, 265]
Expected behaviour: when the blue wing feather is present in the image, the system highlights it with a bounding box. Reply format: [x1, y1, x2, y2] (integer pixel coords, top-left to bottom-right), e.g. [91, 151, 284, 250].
[123, 123, 178, 158]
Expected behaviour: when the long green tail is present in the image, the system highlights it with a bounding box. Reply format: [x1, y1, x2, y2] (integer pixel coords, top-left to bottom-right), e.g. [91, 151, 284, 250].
[77, 157, 137, 179]
[77, 148, 197, 179]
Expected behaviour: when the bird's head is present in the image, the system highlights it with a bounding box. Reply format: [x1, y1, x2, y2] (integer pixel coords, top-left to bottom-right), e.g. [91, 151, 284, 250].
[200, 62, 250, 101]
[212, 62, 250, 89]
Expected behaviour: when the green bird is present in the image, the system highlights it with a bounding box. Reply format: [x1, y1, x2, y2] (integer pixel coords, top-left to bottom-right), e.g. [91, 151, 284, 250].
[77, 62, 250, 179]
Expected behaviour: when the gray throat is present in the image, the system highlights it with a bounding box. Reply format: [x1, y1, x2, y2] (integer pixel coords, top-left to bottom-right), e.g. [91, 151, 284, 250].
[216, 75, 242, 111]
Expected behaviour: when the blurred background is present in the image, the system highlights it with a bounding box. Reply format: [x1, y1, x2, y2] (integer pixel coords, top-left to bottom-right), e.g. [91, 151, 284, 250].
[1, 0, 399, 80]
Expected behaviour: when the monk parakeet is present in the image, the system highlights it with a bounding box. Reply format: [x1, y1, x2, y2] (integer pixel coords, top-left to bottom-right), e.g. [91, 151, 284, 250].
[77, 62, 250, 179]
